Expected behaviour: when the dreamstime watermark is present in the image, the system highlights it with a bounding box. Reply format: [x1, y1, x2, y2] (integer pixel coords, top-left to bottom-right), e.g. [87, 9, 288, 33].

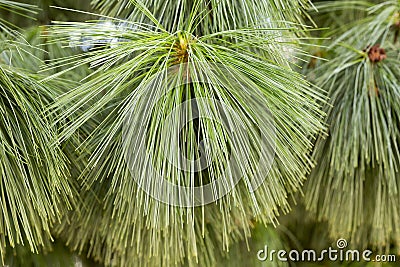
[257, 238, 397, 263]
[122, 62, 277, 207]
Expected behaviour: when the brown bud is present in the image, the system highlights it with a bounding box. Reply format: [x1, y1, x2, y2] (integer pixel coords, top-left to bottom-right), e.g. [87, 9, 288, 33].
[367, 44, 386, 63]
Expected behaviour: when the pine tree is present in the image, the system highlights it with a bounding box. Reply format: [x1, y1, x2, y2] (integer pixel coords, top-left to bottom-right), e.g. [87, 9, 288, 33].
[0, 1, 399, 267]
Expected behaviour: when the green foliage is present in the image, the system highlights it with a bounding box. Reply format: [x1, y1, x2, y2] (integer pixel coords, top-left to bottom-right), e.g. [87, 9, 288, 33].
[0, 0, 38, 34]
[1, 0, 400, 267]
[91, 0, 311, 32]
[305, 0, 400, 249]
[0, 64, 74, 261]
[41, 2, 325, 265]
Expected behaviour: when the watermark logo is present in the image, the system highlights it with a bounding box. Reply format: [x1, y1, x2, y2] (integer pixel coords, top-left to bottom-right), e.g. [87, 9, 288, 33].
[336, 238, 348, 249]
[257, 238, 396, 263]
[122, 62, 276, 207]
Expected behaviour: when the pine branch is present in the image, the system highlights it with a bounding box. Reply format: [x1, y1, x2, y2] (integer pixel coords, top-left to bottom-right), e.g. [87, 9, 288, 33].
[41, 4, 326, 266]
[305, 0, 400, 249]
[0, 64, 74, 261]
